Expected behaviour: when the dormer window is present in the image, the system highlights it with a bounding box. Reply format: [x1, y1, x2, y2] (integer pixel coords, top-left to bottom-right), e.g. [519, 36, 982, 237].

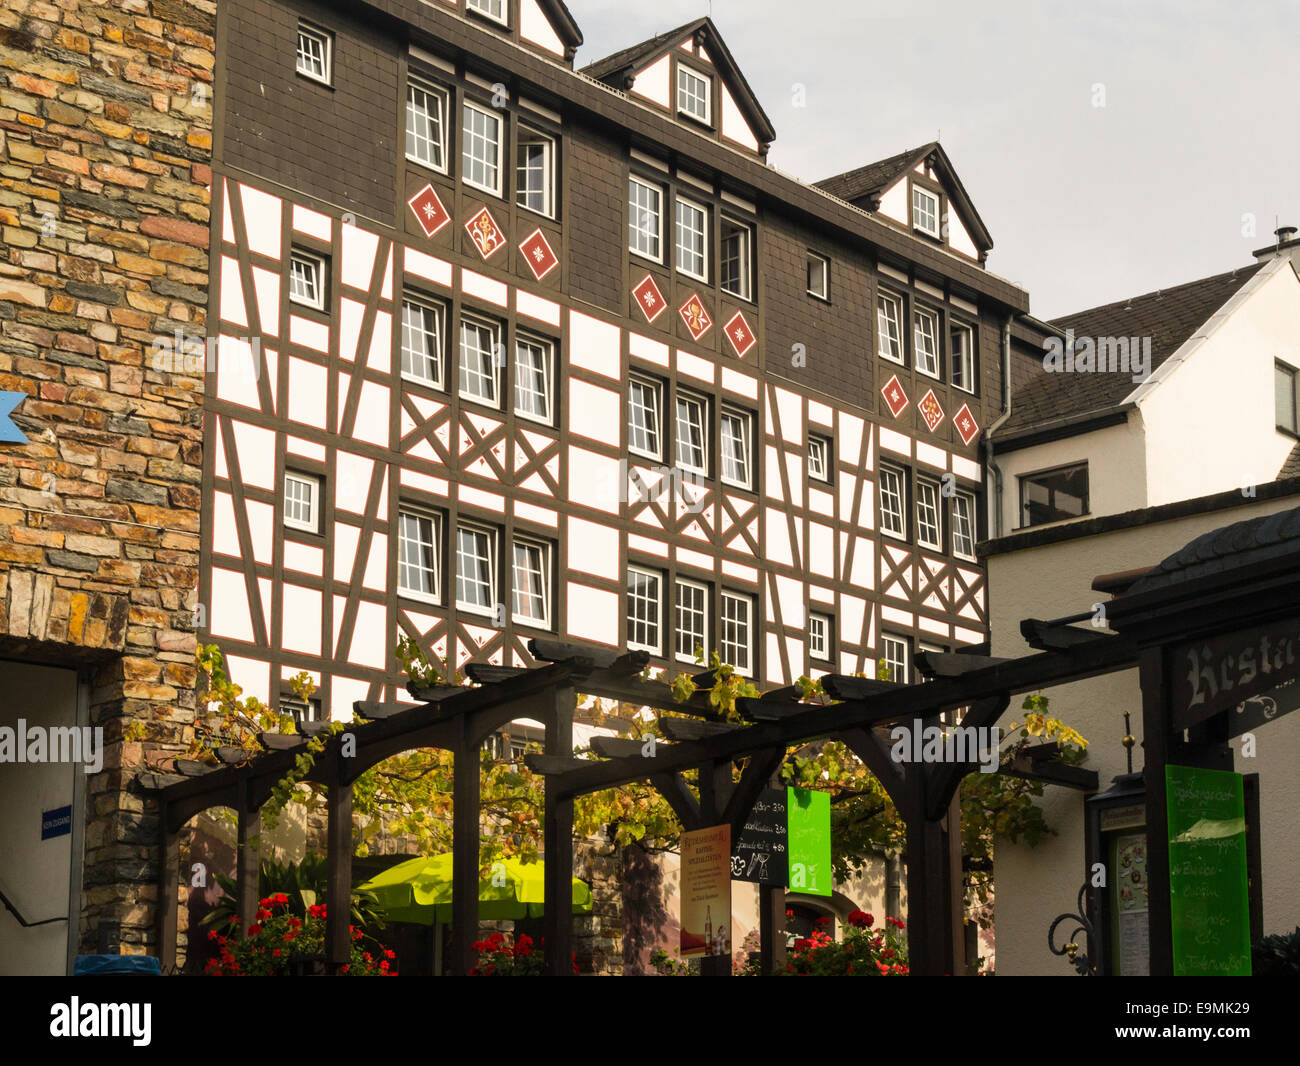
[467, 0, 508, 26]
[912, 185, 940, 239]
[677, 65, 712, 125]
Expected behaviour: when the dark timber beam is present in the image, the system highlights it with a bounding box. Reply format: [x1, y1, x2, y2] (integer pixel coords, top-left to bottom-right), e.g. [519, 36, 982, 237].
[324, 773, 352, 975]
[236, 780, 261, 935]
[157, 808, 178, 973]
[450, 718, 480, 977]
[542, 681, 577, 976]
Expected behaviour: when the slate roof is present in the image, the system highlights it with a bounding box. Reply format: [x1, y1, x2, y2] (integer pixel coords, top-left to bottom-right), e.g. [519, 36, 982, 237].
[814, 144, 936, 204]
[1279, 441, 1300, 480]
[998, 263, 1267, 438]
[580, 18, 704, 81]
[540, 0, 584, 51]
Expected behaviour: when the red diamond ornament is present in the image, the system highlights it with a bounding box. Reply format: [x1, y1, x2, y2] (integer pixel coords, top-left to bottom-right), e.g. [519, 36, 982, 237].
[679, 293, 712, 342]
[408, 184, 450, 239]
[881, 374, 909, 418]
[954, 403, 980, 446]
[519, 228, 558, 281]
[918, 388, 945, 432]
[465, 205, 506, 260]
[632, 274, 666, 323]
[723, 311, 756, 358]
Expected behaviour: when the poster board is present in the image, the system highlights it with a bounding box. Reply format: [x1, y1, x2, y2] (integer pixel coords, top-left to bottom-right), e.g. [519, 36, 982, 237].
[730, 786, 787, 885]
[680, 824, 732, 958]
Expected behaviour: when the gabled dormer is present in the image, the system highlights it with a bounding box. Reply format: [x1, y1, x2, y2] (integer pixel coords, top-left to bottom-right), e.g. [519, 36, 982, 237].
[580, 17, 776, 159]
[816, 142, 993, 264]
[439, 0, 584, 65]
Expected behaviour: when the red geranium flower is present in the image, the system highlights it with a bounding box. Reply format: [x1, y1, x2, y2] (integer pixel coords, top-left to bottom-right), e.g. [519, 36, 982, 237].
[847, 910, 873, 929]
[814, 916, 832, 928]
[247, 923, 261, 936]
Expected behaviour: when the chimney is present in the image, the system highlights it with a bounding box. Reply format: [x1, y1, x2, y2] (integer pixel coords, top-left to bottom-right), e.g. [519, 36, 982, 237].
[1253, 224, 1300, 267]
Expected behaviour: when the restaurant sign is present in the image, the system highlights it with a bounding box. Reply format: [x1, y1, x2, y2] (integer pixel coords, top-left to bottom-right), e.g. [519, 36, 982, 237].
[1172, 616, 1300, 731]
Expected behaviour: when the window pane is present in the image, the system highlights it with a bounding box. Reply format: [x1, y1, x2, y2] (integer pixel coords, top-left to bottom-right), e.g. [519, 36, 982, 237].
[809, 437, 828, 482]
[629, 179, 661, 259]
[399, 513, 437, 598]
[627, 569, 661, 652]
[675, 580, 707, 662]
[882, 635, 908, 683]
[512, 541, 547, 624]
[628, 379, 660, 456]
[459, 318, 499, 405]
[917, 481, 941, 548]
[880, 468, 905, 536]
[457, 527, 493, 610]
[517, 131, 552, 215]
[678, 68, 710, 122]
[914, 311, 939, 376]
[406, 83, 445, 169]
[514, 338, 551, 422]
[878, 296, 901, 360]
[951, 325, 974, 392]
[675, 199, 707, 279]
[952, 493, 975, 557]
[290, 255, 320, 306]
[721, 411, 750, 487]
[675, 395, 706, 472]
[297, 30, 327, 79]
[1277, 365, 1297, 431]
[402, 298, 442, 384]
[462, 104, 501, 193]
[808, 254, 827, 297]
[1021, 465, 1089, 527]
[721, 219, 751, 299]
[809, 614, 828, 659]
[720, 592, 752, 673]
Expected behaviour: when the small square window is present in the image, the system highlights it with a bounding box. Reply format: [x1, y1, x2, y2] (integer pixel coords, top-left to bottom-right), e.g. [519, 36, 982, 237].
[917, 479, 942, 551]
[398, 509, 441, 604]
[456, 523, 497, 616]
[914, 308, 940, 378]
[467, 0, 508, 25]
[284, 472, 320, 533]
[628, 376, 662, 460]
[1020, 463, 1089, 528]
[720, 590, 754, 675]
[807, 252, 830, 299]
[720, 407, 752, 490]
[289, 249, 326, 311]
[296, 24, 331, 84]
[675, 577, 709, 664]
[879, 466, 906, 539]
[517, 126, 556, 218]
[515, 334, 554, 426]
[280, 693, 323, 725]
[912, 185, 940, 238]
[463, 102, 503, 196]
[512, 536, 551, 629]
[877, 292, 903, 363]
[951, 323, 975, 394]
[406, 78, 449, 173]
[677, 66, 711, 124]
[629, 177, 663, 262]
[401, 292, 445, 388]
[675, 391, 708, 476]
[675, 197, 708, 281]
[881, 634, 909, 684]
[627, 565, 664, 654]
[459, 313, 501, 408]
[808, 435, 831, 484]
[809, 612, 832, 662]
[721, 217, 753, 301]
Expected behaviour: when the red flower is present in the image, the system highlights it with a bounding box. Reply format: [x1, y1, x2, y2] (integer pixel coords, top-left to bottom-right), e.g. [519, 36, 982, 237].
[340, 964, 350, 974]
[814, 916, 832, 928]
[886, 916, 906, 930]
[207, 930, 220, 942]
[272, 948, 282, 957]
[489, 932, 504, 945]
[384, 948, 396, 959]
[847, 910, 873, 929]
[247, 923, 261, 936]
[274, 893, 289, 905]
[793, 938, 813, 952]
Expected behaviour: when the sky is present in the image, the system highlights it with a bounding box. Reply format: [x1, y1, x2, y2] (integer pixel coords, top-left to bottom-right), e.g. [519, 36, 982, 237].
[569, 0, 1300, 319]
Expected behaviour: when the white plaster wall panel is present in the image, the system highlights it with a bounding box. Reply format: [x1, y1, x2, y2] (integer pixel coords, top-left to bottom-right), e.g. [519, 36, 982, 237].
[514, 501, 558, 528]
[462, 268, 508, 307]
[676, 546, 713, 573]
[807, 400, 833, 429]
[720, 83, 759, 151]
[838, 412, 865, 468]
[399, 467, 448, 498]
[368, 312, 391, 373]
[568, 379, 620, 444]
[212, 491, 239, 557]
[776, 576, 805, 629]
[948, 211, 979, 259]
[214, 423, 228, 479]
[219, 255, 247, 327]
[521, 0, 565, 55]
[784, 452, 804, 509]
[215, 340, 258, 411]
[340, 298, 365, 362]
[632, 54, 670, 108]
[288, 357, 328, 430]
[957, 601, 982, 623]
[240, 183, 282, 260]
[282, 584, 322, 656]
[915, 278, 944, 301]
[785, 636, 805, 680]
[330, 675, 370, 723]
[836, 471, 857, 521]
[346, 601, 388, 669]
[364, 532, 387, 592]
[680, 518, 709, 543]
[404, 247, 453, 288]
[261, 346, 279, 411]
[461, 485, 505, 512]
[628, 532, 669, 558]
[773, 388, 803, 446]
[677, 350, 716, 385]
[463, 624, 497, 651]
[630, 331, 670, 368]
[246, 498, 274, 565]
[881, 605, 913, 628]
[808, 521, 834, 579]
[951, 454, 981, 482]
[808, 487, 834, 517]
[765, 632, 782, 684]
[284, 541, 324, 577]
[920, 615, 953, 638]
[516, 289, 561, 327]
[341, 225, 379, 290]
[211, 567, 255, 643]
[221, 179, 235, 243]
[567, 517, 620, 580]
[877, 180, 908, 225]
[335, 453, 373, 514]
[569, 448, 621, 514]
[225, 655, 269, 706]
[858, 480, 875, 530]
[722, 560, 758, 583]
[281, 665, 322, 688]
[232, 422, 276, 489]
[292, 203, 332, 242]
[252, 267, 280, 337]
[401, 609, 439, 637]
[765, 509, 792, 566]
[809, 583, 834, 607]
[764, 445, 782, 501]
[352, 382, 391, 448]
[879, 426, 911, 457]
[720, 366, 758, 400]
[381, 248, 393, 300]
[916, 439, 947, 471]
[566, 584, 619, 646]
[569, 310, 622, 380]
[290, 315, 330, 353]
[850, 536, 875, 591]
[839, 594, 866, 646]
[953, 625, 984, 647]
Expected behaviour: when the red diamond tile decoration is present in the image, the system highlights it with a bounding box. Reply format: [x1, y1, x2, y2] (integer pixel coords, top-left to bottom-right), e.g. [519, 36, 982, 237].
[679, 292, 712, 342]
[881, 374, 909, 418]
[918, 388, 945, 433]
[632, 274, 666, 323]
[723, 311, 756, 358]
[519, 228, 558, 281]
[408, 183, 450, 239]
[954, 403, 980, 446]
[465, 205, 506, 260]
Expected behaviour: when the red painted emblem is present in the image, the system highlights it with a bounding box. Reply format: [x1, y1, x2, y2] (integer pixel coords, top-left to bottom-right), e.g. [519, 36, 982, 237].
[408, 184, 450, 239]
[723, 311, 756, 358]
[918, 388, 945, 432]
[679, 293, 712, 341]
[881, 374, 909, 418]
[465, 205, 506, 260]
[632, 274, 666, 323]
[954, 403, 980, 446]
[518, 228, 558, 281]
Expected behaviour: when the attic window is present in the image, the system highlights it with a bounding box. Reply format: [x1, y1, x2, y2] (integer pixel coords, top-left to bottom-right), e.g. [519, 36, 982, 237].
[912, 185, 940, 239]
[467, 0, 508, 26]
[677, 65, 711, 125]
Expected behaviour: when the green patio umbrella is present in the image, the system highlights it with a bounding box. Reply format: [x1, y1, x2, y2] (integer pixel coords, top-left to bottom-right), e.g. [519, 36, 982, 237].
[358, 854, 592, 925]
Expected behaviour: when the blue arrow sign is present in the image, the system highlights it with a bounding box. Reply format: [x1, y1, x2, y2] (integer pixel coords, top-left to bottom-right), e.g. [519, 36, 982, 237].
[0, 391, 28, 443]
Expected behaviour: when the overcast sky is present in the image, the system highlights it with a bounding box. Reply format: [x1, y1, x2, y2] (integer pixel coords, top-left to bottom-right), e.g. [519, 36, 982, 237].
[571, 0, 1300, 319]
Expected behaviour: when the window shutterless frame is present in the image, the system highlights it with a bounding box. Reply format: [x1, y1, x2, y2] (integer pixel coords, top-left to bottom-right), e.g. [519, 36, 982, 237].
[511, 536, 551, 629]
[951, 322, 976, 394]
[916, 478, 942, 550]
[514, 333, 554, 426]
[401, 291, 445, 388]
[626, 565, 664, 655]
[719, 407, 752, 490]
[881, 633, 909, 684]
[807, 251, 830, 300]
[516, 125, 556, 218]
[456, 522, 497, 617]
[877, 291, 903, 363]
[674, 390, 708, 476]
[296, 23, 332, 85]
[808, 612, 832, 662]
[629, 176, 663, 262]
[808, 435, 831, 484]
[458, 312, 501, 408]
[720, 216, 753, 301]
[283, 472, 320, 533]
[914, 307, 940, 378]
[1276, 361, 1299, 436]
[397, 508, 441, 605]
[720, 590, 754, 675]
[288, 249, 326, 311]
[878, 465, 906, 539]
[627, 375, 663, 461]
[462, 100, 503, 197]
[951, 490, 977, 560]
[467, 0, 508, 26]
[406, 77, 449, 173]
[912, 183, 940, 238]
[1018, 462, 1090, 528]
[674, 577, 709, 664]
[675, 195, 709, 282]
[676, 64, 712, 124]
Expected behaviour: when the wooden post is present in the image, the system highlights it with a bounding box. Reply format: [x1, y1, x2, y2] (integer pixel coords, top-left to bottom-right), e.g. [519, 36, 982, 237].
[236, 785, 260, 935]
[1139, 647, 1173, 976]
[543, 681, 575, 976]
[157, 809, 178, 972]
[901, 763, 950, 976]
[450, 726, 481, 976]
[946, 790, 965, 976]
[759, 882, 787, 975]
[324, 777, 352, 974]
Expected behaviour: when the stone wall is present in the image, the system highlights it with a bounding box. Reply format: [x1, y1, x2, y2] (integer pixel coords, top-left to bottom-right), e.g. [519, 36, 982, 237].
[0, 0, 214, 955]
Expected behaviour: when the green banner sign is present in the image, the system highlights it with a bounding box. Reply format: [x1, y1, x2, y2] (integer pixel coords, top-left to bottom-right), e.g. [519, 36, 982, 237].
[1165, 764, 1251, 976]
[786, 787, 831, 897]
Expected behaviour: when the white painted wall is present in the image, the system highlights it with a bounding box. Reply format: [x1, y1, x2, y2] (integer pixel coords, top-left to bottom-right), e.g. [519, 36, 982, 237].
[988, 491, 1300, 974]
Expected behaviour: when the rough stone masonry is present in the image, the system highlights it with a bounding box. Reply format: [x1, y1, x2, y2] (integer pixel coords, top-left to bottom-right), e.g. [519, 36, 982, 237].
[0, 0, 213, 956]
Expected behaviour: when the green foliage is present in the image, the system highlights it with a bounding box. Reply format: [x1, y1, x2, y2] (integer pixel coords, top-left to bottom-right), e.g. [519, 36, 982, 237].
[1253, 927, 1300, 976]
[780, 911, 909, 976]
[649, 948, 696, 975]
[201, 853, 385, 936]
[204, 895, 393, 976]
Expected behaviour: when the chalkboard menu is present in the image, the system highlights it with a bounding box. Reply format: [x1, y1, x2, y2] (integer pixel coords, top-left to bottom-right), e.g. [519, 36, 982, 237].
[1166, 764, 1252, 976]
[730, 787, 788, 885]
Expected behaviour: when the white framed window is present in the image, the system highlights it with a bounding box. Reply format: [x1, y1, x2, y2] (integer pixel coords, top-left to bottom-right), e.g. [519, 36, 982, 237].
[280, 693, 323, 725]
[456, 523, 496, 616]
[1279, 362, 1299, 434]
[677, 65, 711, 124]
[675, 197, 708, 281]
[809, 612, 831, 661]
[467, 0, 507, 25]
[881, 633, 909, 684]
[627, 566, 663, 654]
[289, 249, 325, 310]
[675, 577, 709, 664]
[398, 509, 441, 604]
[516, 126, 555, 218]
[514, 334, 553, 425]
[720, 590, 754, 675]
[283, 472, 320, 533]
[628, 376, 662, 460]
[951, 323, 975, 394]
[952, 490, 977, 560]
[879, 466, 906, 539]
[675, 391, 708, 475]
[721, 217, 753, 300]
[912, 184, 940, 238]
[808, 435, 831, 483]
[917, 479, 942, 550]
[914, 308, 940, 377]
[877, 292, 903, 363]
[629, 177, 663, 262]
[720, 407, 751, 489]
[458, 313, 500, 407]
[296, 24, 331, 84]
[406, 78, 449, 172]
[462, 101, 503, 196]
[401, 292, 445, 387]
[511, 536, 550, 628]
[807, 252, 829, 299]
